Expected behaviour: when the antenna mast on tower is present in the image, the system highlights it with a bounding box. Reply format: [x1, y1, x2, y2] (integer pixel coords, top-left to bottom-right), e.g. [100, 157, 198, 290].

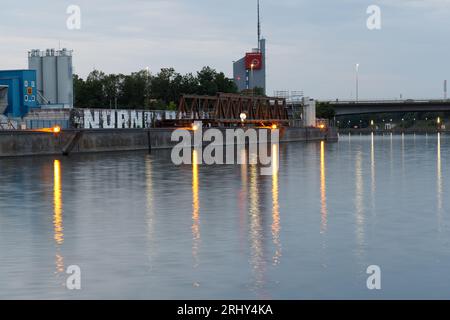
[257, 0, 261, 50]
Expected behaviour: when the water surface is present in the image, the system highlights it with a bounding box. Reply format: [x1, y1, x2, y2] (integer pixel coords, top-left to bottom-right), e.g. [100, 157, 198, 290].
[0, 133, 449, 299]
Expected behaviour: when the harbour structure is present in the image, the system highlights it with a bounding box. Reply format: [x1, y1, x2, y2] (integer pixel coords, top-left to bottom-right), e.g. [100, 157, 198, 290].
[0, 70, 38, 118]
[176, 93, 288, 127]
[303, 98, 317, 127]
[233, 0, 266, 94]
[0, 38, 322, 134]
[28, 48, 74, 108]
[174, 92, 320, 130]
[0, 48, 74, 124]
[0, 86, 7, 115]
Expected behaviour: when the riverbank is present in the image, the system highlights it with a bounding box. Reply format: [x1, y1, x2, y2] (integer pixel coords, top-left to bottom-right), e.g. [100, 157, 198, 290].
[0, 127, 337, 157]
[338, 128, 448, 134]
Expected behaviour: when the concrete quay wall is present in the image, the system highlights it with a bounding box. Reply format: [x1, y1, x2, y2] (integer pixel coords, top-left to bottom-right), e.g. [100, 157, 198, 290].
[0, 127, 336, 157]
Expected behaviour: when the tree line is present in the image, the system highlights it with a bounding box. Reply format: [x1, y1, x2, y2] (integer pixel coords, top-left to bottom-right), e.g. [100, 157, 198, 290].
[73, 66, 238, 110]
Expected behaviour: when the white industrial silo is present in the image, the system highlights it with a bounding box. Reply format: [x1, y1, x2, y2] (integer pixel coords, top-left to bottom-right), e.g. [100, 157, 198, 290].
[42, 49, 58, 105]
[56, 49, 73, 108]
[28, 50, 43, 103]
[28, 48, 74, 108]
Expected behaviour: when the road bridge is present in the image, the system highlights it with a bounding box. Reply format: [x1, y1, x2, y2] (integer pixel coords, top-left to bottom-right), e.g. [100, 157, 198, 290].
[322, 99, 450, 116]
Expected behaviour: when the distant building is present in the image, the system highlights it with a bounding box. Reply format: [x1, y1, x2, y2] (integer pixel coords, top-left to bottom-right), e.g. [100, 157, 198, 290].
[233, 38, 266, 94]
[28, 48, 74, 108]
[233, 1, 266, 94]
[0, 70, 38, 117]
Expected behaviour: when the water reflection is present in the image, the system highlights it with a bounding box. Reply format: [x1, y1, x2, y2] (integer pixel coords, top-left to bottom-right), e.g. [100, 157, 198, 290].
[53, 160, 64, 274]
[371, 133, 376, 215]
[437, 133, 442, 230]
[320, 141, 328, 233]
[248, 158, 264, 295]
[145, 157, 155, 270]
[271, 144, 281, 265]
[401, 133, 405, 176]
[239, 149, 248, 252]
[354, 150, 365, 257]
[3, 136, 450, 299]
[390, 133, 394, 174]
[192, 150, 200, 268]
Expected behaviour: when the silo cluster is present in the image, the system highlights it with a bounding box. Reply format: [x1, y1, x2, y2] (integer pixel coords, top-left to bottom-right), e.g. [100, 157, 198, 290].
[28, 49, 73, 108]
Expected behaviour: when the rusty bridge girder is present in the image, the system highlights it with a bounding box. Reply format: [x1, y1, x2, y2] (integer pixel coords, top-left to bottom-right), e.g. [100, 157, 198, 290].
[177, 93, 289, 125]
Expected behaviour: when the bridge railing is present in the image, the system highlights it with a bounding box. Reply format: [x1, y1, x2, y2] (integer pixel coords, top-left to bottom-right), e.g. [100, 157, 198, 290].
[326, 99, 450, 104]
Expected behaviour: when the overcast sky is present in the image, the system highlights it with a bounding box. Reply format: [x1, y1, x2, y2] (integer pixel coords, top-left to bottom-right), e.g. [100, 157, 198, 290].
[1, 0, 449, 99]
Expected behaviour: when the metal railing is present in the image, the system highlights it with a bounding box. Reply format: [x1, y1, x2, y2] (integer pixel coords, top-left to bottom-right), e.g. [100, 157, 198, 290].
[326, 99, 450, 104]
[0, 119, 17, 130]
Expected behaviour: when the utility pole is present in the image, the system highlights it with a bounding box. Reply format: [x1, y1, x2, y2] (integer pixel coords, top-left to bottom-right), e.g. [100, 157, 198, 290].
[356, 63, 360, 102]
[257, 0, 261, 50]
[444, 80, 447, 100]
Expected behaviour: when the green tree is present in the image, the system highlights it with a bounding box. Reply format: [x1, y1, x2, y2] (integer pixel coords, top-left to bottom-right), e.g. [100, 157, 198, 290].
[73, 66, 237, 109]
[85, 70, 107, 108]
[180, 73, 199, 95]
[197, 67, 218, 95]
[73, 74, 88, 107]
[151, 68, 177, 104]
[215, 72, 238, 93]
[120, 70, 149, 108]
[316, 102, 336, 119]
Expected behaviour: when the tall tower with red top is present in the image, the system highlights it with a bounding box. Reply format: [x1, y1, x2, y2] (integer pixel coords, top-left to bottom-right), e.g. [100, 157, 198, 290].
[233, 0, 266, 94]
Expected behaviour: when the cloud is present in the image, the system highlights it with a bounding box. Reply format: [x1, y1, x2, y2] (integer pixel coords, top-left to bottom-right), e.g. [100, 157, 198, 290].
[0, 0, 449, 99]
[379, 0, 450, 9]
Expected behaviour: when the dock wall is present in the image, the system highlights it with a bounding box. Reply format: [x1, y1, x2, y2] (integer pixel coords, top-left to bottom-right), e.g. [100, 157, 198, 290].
[0, 127, 336, 157]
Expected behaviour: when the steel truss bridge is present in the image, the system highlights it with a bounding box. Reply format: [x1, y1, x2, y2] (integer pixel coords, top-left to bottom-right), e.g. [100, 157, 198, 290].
[176, 93, 290, 126]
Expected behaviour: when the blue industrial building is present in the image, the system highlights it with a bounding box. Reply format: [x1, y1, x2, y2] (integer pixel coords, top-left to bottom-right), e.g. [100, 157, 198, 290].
[0, 70, 38, 118]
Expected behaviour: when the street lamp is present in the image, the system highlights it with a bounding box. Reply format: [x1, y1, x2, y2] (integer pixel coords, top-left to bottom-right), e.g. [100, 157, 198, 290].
[437, 117, 442, 131]
[250, 63, 255, 94]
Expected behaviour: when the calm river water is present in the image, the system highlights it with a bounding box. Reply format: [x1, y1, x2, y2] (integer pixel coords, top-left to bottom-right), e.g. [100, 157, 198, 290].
[0, 133, 449, 299]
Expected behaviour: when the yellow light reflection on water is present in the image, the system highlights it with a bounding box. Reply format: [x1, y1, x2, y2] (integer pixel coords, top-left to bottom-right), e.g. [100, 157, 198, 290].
[249, 161, 264, 293]
[53, 159, 64, 274]
[239, 149, 248, 248]
[55, 254, 64, 274]
[371, 133, 376, 214]
[53, 160, 63, 245]
[320, 141, 328, 233]
[437, 133, 442, 228]
[271, 143, 282, 265]
[192, 150, 200, 268]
